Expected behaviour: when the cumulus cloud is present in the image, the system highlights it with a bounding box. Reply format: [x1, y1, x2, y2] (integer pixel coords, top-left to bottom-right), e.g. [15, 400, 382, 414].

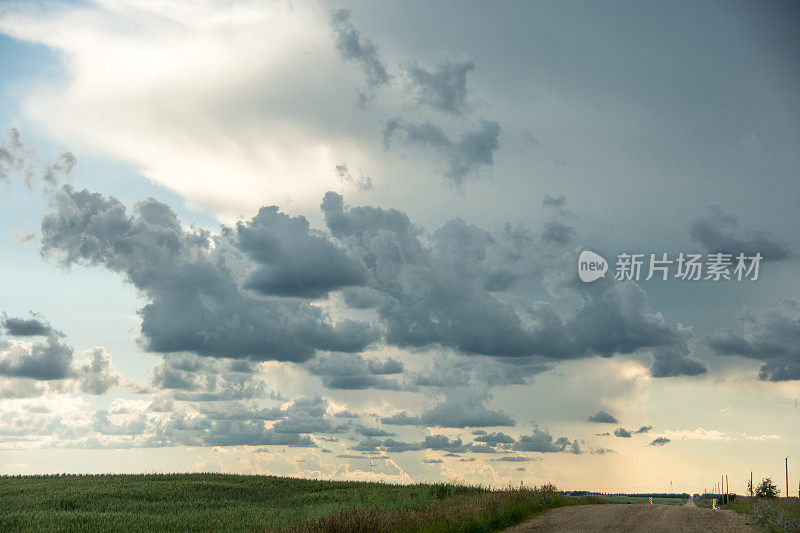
[614, 428, 632, 438]
[382, 118, 500, 187]
[148, 353, 271, 402]
[380, 412, 422, 426]
[650, 437, 670, 446]
[236, 206, 368, 298]
[419, 388, 515, 428]
[0, 337, 73, 381]
[473, 432, 515, 446]
[710, 299, 800, 381]
[76, 347, 121, 395]
[513, 429, 581, 454]
[39, 186, 376, 362]
[635, 425, 653, 434]
[403, 60, 474, 115]
[0, 313, 121, 395]
[650, 326, 706, 378]
[323, 193, 706, 377]
[587, 410, 618, 424]
[1, 312, 60, 337]
[689, 205, 792, 261]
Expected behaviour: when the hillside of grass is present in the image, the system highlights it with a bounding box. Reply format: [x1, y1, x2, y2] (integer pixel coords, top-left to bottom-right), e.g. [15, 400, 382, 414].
[0, 474, 597, 532]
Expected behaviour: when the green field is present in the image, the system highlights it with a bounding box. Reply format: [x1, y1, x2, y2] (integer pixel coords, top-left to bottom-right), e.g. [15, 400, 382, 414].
[0, 474, 597, 532]
[599, 494, 686, 506]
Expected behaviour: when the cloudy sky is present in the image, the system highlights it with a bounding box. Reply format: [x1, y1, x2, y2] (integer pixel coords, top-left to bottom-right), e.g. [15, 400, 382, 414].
[0, 0, 798, 495]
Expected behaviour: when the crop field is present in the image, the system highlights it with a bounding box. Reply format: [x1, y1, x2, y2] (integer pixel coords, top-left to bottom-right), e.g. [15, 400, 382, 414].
[0, 474, 598, 532]
[598, 494, 686, 506]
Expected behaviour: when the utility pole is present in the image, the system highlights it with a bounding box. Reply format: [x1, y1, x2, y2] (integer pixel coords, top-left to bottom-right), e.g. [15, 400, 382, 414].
[725, 475, 728, 504]
[721, 475, 724, 503]
[786, 457, 789, 499]
[751, 471, 753, 497]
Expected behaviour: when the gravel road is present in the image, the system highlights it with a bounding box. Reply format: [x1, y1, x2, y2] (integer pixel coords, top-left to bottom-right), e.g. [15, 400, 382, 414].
[504, 503, 755, 532]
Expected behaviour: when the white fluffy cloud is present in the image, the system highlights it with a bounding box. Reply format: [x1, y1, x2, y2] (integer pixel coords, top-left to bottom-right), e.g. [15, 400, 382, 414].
[0, 0, 375, 221]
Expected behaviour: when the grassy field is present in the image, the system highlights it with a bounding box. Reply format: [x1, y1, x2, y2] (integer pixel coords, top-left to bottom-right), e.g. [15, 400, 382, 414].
[598, 494, 686, 506]
[0, 474, 599, 532]
[721, 497, 800, 532]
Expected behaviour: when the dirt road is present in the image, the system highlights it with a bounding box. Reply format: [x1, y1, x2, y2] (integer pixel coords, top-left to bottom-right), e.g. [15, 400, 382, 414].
[504, 503, 755, 532]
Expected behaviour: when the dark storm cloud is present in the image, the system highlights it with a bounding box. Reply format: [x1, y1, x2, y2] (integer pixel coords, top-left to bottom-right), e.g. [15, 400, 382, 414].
[650, 327, 707, 378]
[614, 428, 632, 438]
[39, 186, 377, 362]
[410, 354, 551, 389]
[329, 9, 389, 106]
[322, 193, 544, 357]
[403, 59, 475, 115]
[236, 206, 368, 298]
[587, 410, 618, 424]
[0, 336, 73, 380]
[709, 299, 800, 381]
[382, 118, 500, 187]
[323, 193, 706, 377]
[513, 429, 581, 454]
[304, 352, 405, 390]
[1, 312, 60, 337]
[650, 437, 670, 446]
[689, 205, 792, 261]
[567, 279, 707, 377]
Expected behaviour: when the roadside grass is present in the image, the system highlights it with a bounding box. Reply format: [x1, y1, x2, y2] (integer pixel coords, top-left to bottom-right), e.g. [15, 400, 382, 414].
[273, 484, 603, 533]
[721, 497, 800, 532]
[0, 474, 598, 533]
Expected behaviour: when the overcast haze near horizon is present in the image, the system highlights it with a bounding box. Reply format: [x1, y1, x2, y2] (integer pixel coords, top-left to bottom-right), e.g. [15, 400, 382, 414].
[0, 0, 799, 495]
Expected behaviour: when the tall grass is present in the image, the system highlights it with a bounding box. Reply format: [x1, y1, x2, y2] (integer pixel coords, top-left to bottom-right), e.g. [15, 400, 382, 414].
[273, 483, 601, 533]
[722, 497, 800, 532]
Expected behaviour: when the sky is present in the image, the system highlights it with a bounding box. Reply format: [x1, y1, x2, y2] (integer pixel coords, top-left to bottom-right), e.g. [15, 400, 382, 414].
[0, 0, 798, 495]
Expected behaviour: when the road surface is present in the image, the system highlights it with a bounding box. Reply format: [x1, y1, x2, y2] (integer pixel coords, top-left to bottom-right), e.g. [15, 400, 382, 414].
[504, 502, 754, 532]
